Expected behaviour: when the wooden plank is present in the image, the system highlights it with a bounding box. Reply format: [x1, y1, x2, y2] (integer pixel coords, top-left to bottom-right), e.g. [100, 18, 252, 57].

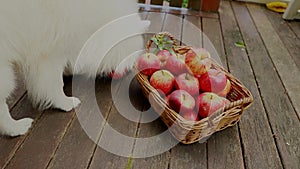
[248, 3, 300, 120]
[220, 1, 283, 169]
[246, 3, 300, 168]
[88, 73, 143, 168]
[130, 11, 171, 169]
[3, 78, 76, 169]
[46, 118, 96, 169]
[162, 13, 183, 41]
[131, 100, 172, 169]
[264, 8, 300, 70]
[53, 13, 151, 169]
[88, 106, 138, 169]
[144, 12, 165, 37]
[287, 21, 300, 39]
[167, 15, 207, 169]
[202, 17, 226, 67]
[4, 110, 75, 169]
[46, 76, 114, 169]
[0, 96, 41, 168]
[182, 15, 202, 47]
[202, 16, 245, 169]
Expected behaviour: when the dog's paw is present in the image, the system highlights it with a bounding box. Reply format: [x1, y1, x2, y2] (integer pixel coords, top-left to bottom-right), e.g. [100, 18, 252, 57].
[54, 97, 81, 112]
[6, 118, 34, 137]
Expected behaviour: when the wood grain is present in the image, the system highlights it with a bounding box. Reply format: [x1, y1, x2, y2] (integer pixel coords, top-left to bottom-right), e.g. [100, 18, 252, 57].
[4, 110, 75, 169]
[46, 76, 114, 169]
[220, 1, 283, 169]
[202, 15, 244, 169]
[3, 78, 76, 169]
[246, 3, 300, 168]
[0, 96, 41, 169]
[88, 73, 143, 169]
[169, 14, 207, 169]
[287, 21, 300, 39]
[131, 11, 171, 169]
[264, 9, 300, 70]
[202, 17, 227, 68]
[247, 3, 300, 119]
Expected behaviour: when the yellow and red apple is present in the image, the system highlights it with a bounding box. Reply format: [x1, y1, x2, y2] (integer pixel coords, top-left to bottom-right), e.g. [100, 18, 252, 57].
[196, 92, 229, 118]
[199, 69, 227, 93]
[165, 54, 187, 75]
[217, 79, 231, 97]
[175, 73, 199, 96]
[157, 50, 172, 62]
[136, 53, 161, 76]
[185, 52, 212, 76]
[168, 90, 196, 113]
[150, 70, 175, 95]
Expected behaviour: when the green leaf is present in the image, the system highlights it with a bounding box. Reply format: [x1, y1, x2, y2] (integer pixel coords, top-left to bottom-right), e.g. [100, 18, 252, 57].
[235, 41, 246, 48]
[169, 48, 176, 55]
[151, 37, 159, 45]
[158, 44, 164, 50]
[166, 40, 174, 45]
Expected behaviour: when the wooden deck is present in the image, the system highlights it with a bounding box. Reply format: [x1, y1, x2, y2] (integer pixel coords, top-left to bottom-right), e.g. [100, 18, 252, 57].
[1, 1, 299, 169]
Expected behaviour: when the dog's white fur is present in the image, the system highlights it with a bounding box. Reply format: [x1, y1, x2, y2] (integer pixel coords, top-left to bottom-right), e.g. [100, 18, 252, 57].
[0, 0, 149, 136]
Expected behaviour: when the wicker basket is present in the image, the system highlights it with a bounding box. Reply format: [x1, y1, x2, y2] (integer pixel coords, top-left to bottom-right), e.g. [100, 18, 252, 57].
[135, 32, 253, 144]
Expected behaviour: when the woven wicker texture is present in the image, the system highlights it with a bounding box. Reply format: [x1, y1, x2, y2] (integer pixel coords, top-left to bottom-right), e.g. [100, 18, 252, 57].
[136, 32, 253, 144]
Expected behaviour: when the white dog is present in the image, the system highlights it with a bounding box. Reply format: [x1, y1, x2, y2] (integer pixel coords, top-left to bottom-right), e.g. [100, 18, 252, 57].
[0, 0, 150, 136]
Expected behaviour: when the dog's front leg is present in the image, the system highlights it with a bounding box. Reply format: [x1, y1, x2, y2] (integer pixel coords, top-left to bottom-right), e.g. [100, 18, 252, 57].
[25, 59, 80, 112]
[0, 64, 33, 136]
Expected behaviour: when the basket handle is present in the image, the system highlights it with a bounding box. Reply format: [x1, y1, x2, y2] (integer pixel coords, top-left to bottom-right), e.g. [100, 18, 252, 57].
[146, 32, 178, 53]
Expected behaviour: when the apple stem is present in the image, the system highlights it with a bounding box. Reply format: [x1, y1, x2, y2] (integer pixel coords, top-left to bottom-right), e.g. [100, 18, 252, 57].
[185, 74, 190, 80]
[210, 95, 213, 100]
[162, 70, 165, 76]
[183, 94, 186, 100]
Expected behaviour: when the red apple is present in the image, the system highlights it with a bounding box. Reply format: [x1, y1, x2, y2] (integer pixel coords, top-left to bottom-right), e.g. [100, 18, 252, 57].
[199, 69, 227, 94]
[150, 70, 175, 95]
[185, 53, 212, 76]
[109, 69, 128, 79]
[180, 111, 199, 121]
[157, 50, 172, 62]
[168, 90, 195, 113]
[165, 54, 187, 75]
[136, 53, 161, 76]
[175, 73, 200, 96]
[196, 92, 229, 118]
[217, 79, 231, 97]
